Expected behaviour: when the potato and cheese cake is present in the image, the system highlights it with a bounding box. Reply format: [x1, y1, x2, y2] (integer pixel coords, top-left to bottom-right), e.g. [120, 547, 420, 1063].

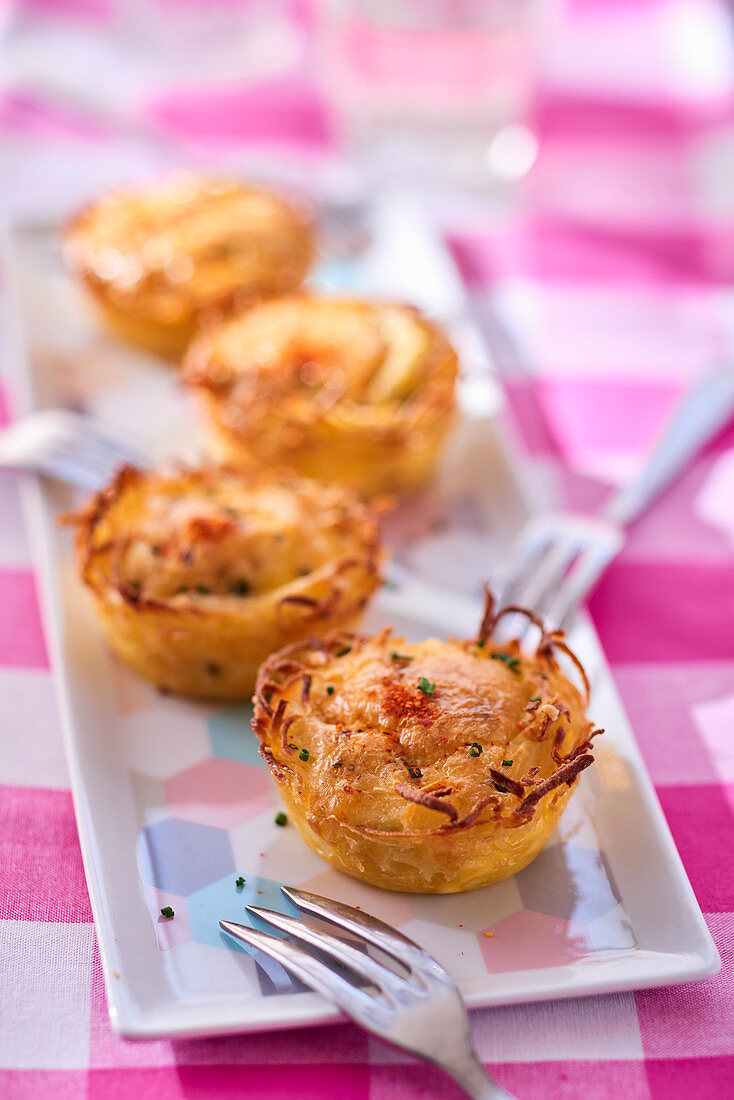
[184, 295, 458, 498]
[64, 464, 383, 699]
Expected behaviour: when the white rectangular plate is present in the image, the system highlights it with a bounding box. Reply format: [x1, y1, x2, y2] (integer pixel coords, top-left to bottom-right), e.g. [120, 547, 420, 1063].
[3, 196, 719, 1039]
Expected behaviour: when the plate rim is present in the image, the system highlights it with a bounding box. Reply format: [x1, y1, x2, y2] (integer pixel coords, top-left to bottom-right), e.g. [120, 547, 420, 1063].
[2, 204, 720, 1042]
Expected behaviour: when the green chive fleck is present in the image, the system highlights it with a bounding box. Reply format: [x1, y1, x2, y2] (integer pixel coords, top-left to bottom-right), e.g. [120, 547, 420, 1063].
[391, 652, 412, 662]
[476, 638, 487, 648]
[299, 748, 310, 762]
[274, 812, 288, 826]
[408, 765, 422, 779]
[326, 685, 335, 695]
[469, 743, 482, 757]
[491, 652, 520, 671]
[195, 584, 211, 595]
[529, 696, 541, 702]
[288, 742, 298, 750]
[502, 759, 513, 767]
[235, 876, 245, 889]
[417, 677, 436, 696]
[493, 782, 508, 794]
[336, 647, 352, 658]
[160, 906, 174, 919]
[229, 579, 251, 596]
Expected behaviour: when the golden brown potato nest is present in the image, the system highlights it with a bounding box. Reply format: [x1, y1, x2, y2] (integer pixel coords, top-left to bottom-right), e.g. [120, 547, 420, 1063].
[63, 175, 314, 359]
[254, 592, 601, 893]
[183, 294, 458, 498]
[65, 465, 383, 700]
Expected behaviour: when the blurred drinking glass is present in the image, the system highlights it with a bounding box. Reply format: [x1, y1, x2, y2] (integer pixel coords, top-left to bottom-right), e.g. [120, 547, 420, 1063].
[320, 0, 546, 191]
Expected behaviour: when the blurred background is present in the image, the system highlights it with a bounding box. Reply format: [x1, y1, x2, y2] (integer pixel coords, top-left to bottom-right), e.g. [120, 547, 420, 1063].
[2, 0, 733, 209]
[2, 0, 734, 491]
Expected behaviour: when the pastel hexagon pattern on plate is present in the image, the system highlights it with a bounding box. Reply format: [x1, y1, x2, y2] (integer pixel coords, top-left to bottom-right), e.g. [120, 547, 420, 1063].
[480, 910, 594, 974]
[165, 757, 274, 829]
[130, 770, 169, 827]
[409, 876, 522, 934]
[121, 705, 210, 777]
[186, 872, 307, 995]
[139, 818, 235, 895]
[167, 939, 261, 997]
[142, 886, 191, 951]
[208, 704, 266, 768]
[230, 818, 332, 884]
[399, 918, 488, 986]
[585, 904, 638, 953]
[515, 844, 619, 924]
[297, 869, 415, 931]
[109, 654, 161, 716]
[553, 797, 602, 852]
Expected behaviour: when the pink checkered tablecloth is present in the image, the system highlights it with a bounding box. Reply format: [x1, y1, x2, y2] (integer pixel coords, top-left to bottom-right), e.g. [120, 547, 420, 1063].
[1, 0, 733, 1097]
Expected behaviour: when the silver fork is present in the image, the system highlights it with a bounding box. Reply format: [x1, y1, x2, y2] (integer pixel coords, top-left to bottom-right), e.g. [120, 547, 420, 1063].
[221, 886, 513, 1100]
[493, 362, 734, 630]
[0, 409, 146, 491]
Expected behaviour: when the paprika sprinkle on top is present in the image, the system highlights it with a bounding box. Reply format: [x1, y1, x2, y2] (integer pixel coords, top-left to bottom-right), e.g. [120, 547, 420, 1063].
[380, 677, 438, 729]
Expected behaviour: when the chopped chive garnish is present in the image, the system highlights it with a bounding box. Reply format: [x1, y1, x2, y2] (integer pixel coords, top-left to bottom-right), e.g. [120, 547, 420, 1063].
[502, 759, 513, 767]
[235, 876, 245, 888]
[491, 653, 520, 671]
[195, 584, 211, 595]
[492, 782, 508, 794]
[469, 743, 483, 757]
[326, 685, 334, 695]
[299, 748, 310, 762]
[391, 652, 412, 662]
[229, 579, 251, 596]
[476, 638, 487, 648]
[529, 696, 541, 702]
[417, 677, 436, 696]
[408, 765, 423, 779]
[160, 906, 174, 918]
[336, 647, 352, 658]
[176, 585, 189, 594]
[288, 742, 298, 750]
[274, 812, 287, 826]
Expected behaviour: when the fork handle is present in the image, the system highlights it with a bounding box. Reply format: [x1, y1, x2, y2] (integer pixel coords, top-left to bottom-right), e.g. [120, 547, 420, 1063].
[602, 363, 734, 527]
[446, 1050, 516, 1100]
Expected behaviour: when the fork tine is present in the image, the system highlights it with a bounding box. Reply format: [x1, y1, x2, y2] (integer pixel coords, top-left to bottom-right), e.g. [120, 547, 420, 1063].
[518, 538, 581, 623]
[82, 427, 144, 469]
[36, 453, 105, 491]
[52, 438, 121, 481]
[58, 424, 142, 473]
[247, 905, 411, 1002]
[282, 887, 437, 976]
[547, 530, 624, 630]
[494, 528, 551, 608]
[45, 446, 119, 491]
[219, 920, 382, 1020]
